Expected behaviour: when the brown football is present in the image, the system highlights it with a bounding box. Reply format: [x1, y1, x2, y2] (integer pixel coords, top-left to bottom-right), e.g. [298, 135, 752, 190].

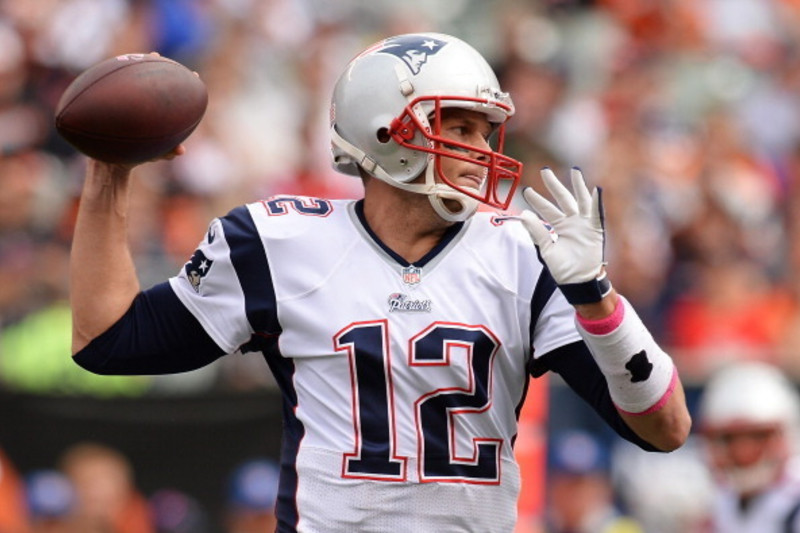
[55, 53, 208, 164]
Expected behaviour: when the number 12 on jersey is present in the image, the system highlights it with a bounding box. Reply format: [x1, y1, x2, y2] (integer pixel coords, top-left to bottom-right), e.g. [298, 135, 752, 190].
[334, 319, 504, 484]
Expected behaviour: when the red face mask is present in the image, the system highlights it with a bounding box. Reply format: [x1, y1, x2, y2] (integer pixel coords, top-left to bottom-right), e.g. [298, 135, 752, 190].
[388, 95, 523, 210]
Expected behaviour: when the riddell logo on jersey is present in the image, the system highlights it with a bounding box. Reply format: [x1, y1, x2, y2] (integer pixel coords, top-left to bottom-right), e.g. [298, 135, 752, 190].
[388, 293, 432, 312]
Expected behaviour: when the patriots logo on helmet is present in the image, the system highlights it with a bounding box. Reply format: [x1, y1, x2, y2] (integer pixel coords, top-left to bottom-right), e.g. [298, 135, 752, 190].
[377, 35, 447, 74]
[185, 249, 213, 293]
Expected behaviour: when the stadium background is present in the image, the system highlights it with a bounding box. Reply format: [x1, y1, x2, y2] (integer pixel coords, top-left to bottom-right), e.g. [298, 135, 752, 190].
[2, 0, 800, 531]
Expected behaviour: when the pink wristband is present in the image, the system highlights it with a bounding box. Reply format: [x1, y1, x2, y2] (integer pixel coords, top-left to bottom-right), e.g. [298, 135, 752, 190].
[576, 296, 625, 335]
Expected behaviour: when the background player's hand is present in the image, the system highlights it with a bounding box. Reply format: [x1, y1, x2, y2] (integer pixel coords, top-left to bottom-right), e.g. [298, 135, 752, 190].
[520, 167, 605, 288]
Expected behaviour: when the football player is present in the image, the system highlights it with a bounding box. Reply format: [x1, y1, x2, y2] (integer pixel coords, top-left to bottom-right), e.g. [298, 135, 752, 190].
[69, 33, 691, 532]
[699, 361, 800, 532]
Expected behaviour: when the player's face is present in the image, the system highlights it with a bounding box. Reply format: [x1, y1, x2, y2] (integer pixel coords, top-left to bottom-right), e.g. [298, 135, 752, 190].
[705, 422, 788, 496]
[434, 108, 493, 192]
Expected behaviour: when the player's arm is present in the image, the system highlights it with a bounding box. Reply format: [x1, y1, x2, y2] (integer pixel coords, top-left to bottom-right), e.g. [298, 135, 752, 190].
[521, 168, 691, 452]
[70, 159, 140, 353]
[70, 152, 182, 354]
[572, 290, 690, 451]
[531, 340, 659, 452]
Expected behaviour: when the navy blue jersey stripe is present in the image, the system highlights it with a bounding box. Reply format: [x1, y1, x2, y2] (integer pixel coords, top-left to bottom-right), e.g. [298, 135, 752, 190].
[529, 265, 558, 350]
[220, 206, 281, 335]
[220, 206, 299, 529]
[262, 349, 302, 532]
[526, 267, 557, 380]
[514, 266, 558, 423]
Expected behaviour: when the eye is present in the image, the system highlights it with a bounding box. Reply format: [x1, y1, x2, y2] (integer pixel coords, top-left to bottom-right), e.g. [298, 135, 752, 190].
[447, 125, 468, 136]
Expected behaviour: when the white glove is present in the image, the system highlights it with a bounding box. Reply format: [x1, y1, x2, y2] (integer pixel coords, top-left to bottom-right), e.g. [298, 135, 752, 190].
[520, 167, 611, 304]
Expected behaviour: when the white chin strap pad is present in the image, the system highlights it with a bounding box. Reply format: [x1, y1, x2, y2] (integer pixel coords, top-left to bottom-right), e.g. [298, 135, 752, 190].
[429, 186, 479, 222]
[424, 164, 479, 223]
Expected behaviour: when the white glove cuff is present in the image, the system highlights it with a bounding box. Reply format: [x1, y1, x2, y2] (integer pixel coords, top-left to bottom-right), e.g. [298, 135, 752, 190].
[576, 296, 677, 414]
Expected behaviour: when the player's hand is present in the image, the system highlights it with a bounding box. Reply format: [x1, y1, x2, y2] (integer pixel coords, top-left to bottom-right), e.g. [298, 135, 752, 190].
[87, 145, 187, 188]
[92, 143, 186, 172]
[520, 167, 610, 304]
[160, 143, 186, 161]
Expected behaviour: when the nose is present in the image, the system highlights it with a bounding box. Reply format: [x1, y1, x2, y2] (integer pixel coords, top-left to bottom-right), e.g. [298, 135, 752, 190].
[726, 436, 764, 467]
[714, 429, 779, 468]
[470, 135, 491, 162]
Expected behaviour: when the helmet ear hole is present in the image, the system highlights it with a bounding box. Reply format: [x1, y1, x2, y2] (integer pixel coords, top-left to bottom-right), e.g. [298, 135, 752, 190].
[376, 128, 391, 144]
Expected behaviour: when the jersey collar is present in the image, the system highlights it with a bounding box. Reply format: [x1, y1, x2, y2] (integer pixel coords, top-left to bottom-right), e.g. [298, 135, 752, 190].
[353, 199, 465, 267]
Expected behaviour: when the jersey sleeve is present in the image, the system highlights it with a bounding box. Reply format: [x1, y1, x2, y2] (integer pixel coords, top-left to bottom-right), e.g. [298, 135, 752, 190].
[527, 262, 583, 359]
[532, 291, 583, 356]
[72, 282, 226, 375]
[169, 204, 280, 354]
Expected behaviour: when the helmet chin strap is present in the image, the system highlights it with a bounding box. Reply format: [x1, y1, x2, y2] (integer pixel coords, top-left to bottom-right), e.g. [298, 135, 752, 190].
[381, 155, 479, 223]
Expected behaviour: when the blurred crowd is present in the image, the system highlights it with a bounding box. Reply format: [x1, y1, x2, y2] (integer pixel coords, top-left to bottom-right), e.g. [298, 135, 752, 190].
[0, 441, 279, 533]
[3, 0, 800, 531]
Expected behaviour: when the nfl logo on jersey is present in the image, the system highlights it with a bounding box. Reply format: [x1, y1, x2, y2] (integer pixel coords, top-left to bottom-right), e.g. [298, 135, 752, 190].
[402, 266, 421, 285]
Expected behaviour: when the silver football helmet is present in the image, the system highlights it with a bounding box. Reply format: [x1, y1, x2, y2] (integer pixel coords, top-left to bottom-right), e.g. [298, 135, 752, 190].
[330, 33, 522, 222]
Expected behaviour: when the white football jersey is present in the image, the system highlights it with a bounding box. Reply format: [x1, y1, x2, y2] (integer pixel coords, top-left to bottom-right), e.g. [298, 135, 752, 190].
[169, 196, 581, 532]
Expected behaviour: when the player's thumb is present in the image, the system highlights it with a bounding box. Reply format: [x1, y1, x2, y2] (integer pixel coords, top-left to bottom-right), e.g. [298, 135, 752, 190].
[520, 210, 554, 250]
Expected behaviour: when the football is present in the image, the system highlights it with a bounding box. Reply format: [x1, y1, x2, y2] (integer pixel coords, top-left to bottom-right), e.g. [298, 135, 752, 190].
[55, 53, 208, 164]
